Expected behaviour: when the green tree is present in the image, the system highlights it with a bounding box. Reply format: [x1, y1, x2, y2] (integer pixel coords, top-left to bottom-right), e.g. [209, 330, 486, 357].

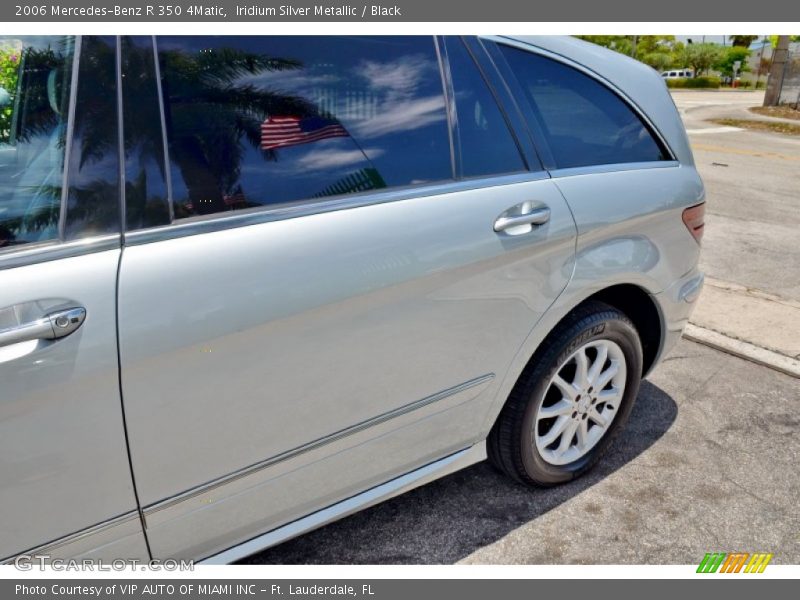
[0, 47, 21, 142]
[576, 35, 678, 61]
[635, 35, 678, 57]
[714, 46, 751, 77]
[729, 35, 758, 48]
[679, 43, 723, 76]
[642, 51, 673, 72]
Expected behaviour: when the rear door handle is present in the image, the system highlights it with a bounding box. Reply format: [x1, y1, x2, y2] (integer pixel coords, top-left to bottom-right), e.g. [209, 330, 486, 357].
[0, 307, 86, 348]
[494, 205, 551, 233]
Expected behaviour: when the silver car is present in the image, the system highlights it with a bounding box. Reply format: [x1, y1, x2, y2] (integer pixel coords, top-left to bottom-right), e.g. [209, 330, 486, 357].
[0, 35, 704, 563]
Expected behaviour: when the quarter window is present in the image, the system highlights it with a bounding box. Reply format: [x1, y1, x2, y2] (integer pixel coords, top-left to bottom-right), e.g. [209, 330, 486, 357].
[156, 36, 453, 218]
[500, 45, 669, 170]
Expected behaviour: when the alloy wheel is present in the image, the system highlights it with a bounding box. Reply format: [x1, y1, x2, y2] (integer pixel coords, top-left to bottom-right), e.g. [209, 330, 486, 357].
[533, 339, 627, 466]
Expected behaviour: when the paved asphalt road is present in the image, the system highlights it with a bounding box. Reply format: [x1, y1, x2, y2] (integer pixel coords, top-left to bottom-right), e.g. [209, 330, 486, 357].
[243, 339, 799, 564]
[243, 90, 800, 565]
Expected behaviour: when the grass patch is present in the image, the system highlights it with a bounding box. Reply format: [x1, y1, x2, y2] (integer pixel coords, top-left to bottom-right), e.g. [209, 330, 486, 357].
[710, 118, 800, 136]
[666, 76, 720, 89]
[749, 106, 800, 121]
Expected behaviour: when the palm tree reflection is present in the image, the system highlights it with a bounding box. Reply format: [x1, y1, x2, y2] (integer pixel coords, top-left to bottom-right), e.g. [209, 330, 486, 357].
[159, 44, 324, 217]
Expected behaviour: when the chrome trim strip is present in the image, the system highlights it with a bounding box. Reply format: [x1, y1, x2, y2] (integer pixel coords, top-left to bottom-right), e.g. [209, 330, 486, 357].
[58, 35, 82, 242]
[124, 173, 549, 246]
[115, 36, 126, 240]
[486, 36, 679, 163]
[0, 235, 121, 271]
[550, 160, 680, 179]
[1, 511, 140, 564]
[200, 442, 487, 564]
[433, 35, 458, 179]
[144, 373, 495, 516]
[151, 36, 174, 223]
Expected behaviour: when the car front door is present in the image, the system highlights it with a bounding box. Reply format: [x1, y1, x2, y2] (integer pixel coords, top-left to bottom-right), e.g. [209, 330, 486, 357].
[0, 36, 146, 561]
[115, 35, 578, 560]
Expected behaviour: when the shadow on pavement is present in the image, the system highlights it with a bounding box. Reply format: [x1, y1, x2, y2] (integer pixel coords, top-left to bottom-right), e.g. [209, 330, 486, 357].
[240, 380, 677, 564]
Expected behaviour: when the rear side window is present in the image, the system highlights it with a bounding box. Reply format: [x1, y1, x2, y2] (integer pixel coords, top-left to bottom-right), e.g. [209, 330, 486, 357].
[156, 36, 452, 218]
[444, 37, 526, 178]
[0, 36, 75, 249]
[500, 45, 668, 170]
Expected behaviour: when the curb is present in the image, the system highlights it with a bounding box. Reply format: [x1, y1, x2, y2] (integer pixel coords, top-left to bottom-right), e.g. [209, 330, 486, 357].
[683, 323, 800, 379]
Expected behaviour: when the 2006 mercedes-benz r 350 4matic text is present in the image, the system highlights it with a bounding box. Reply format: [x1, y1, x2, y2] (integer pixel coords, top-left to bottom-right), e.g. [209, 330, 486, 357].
[0, 35, 704, 563]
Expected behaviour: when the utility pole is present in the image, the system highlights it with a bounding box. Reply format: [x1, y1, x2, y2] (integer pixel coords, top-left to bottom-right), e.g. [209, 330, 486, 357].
[631, 35, 638, 58]
[764, 36, 790, 106]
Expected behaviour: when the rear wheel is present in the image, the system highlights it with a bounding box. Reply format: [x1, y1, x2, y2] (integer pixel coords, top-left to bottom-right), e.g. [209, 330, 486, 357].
[488, 301, 643, 486]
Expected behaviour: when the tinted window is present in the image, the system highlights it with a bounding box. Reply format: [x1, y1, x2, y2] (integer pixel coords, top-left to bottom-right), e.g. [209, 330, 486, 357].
[64, 36, 121, 239]
[500, 46, 668, 169]
[0, 36, 75, 249]
[156, 36, 452, 218]
[121, 36, 170, 230]
[445, 37, 525, 178]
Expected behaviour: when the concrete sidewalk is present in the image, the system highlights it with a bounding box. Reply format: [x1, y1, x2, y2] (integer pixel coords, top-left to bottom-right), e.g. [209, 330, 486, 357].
[687, 278, 800, 378]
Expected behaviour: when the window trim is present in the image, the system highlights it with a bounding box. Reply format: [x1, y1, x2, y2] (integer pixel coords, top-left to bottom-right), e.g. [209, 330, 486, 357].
[57, 35, 82, 242]
[548, 160, 679, 180]
[487, 37, 678, 171]
[115, 35, 126, 241]
[151, 36, 175, 224]
[124, 170, 551, 247]
[433, 35, 459, 181]
[0, 234, 120, 271]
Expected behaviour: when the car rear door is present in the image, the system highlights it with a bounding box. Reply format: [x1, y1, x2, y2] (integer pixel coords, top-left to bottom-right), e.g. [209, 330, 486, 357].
[115, 35, 577, 560]
[0, 36, 146, 561]
[490, 39, 703, 297]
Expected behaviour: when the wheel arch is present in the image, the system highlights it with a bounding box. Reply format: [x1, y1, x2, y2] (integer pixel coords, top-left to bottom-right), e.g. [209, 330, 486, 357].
[479, 281, 664, 440]
[583, 283, 662, 377]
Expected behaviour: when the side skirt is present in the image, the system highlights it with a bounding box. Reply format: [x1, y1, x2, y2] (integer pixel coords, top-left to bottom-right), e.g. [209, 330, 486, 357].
[200, 442, 487, 564]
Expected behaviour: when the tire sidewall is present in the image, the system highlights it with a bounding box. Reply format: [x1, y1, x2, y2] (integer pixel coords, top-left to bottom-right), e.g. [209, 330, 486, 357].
[519, 314, 643, 485]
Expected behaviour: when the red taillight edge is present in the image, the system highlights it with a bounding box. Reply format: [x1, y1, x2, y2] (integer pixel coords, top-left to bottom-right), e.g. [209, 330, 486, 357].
[682, 202, 705, 244]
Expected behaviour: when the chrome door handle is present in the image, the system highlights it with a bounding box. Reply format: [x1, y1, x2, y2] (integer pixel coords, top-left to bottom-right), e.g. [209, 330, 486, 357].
[0, 307, 86, 348]
[493, 207, 551, 233]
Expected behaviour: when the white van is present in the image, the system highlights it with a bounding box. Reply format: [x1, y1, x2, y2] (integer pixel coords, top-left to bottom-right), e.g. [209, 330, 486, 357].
[661, 68, 694, 79]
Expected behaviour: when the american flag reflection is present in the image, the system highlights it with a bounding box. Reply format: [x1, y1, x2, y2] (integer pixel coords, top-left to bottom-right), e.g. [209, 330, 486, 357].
[260, 115, 349, 150]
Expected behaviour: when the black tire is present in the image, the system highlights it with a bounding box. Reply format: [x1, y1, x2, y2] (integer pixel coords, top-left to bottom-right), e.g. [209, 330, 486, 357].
[487, 301, 643, 487]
